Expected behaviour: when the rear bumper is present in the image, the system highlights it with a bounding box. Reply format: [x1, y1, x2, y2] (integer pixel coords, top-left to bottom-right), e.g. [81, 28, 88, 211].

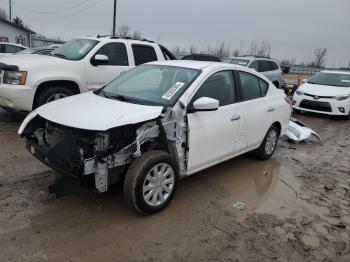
[26, 138, 83, 179]
[0, 84, 35, 111]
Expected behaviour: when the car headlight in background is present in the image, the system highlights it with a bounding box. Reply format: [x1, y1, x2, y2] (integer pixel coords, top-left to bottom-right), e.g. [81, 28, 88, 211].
[3, 71, 27, 85]
[335, 94, 350, 101]
[295, 89, 304, 96]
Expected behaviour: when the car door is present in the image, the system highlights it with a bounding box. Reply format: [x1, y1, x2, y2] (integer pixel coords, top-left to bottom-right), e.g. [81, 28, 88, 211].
[84, 42, 133, 91]
[186, 70, 245, 174]
[237, 71, 274, 149]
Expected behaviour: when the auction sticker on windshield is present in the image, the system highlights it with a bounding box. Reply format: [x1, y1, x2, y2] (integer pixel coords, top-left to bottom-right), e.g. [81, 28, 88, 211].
[162, 82, 185, 100]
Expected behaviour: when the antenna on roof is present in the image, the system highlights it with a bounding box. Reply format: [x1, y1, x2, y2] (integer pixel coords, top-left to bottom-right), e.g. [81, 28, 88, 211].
[112, 0, 118, 36]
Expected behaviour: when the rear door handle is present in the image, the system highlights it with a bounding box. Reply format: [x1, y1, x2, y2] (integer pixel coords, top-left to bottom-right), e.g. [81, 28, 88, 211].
[267, 107, 275, 112]
[230, 115, 241, 121]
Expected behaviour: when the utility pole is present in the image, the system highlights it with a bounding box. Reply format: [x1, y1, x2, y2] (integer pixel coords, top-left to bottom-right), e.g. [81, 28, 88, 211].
[9, 0, 12, 21]
[112, 0, 117, 36]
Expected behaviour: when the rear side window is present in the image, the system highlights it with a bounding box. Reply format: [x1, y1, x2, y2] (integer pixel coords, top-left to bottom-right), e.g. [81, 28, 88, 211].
[95, 43, 128, 66]
[258, 60, 271, 72]
[268, 61, 279, 70]
[249, 61, 259, 71]
[239, 72, 269, 100]
[259, 79, 269, 96]
[132, 45, 157, 65]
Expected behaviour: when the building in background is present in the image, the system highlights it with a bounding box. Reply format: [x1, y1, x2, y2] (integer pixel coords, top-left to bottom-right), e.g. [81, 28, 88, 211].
[0, 17, 35, 47]
[32, 35, 65, 48]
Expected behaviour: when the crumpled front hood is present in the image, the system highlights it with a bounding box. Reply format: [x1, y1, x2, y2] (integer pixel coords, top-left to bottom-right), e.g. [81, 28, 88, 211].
[299, 83, 350, 96]
[19, 92, 164, 133]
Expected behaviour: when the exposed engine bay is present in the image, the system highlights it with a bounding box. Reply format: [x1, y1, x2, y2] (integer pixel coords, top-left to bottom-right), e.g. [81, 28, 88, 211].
[21, 107, 188, 193]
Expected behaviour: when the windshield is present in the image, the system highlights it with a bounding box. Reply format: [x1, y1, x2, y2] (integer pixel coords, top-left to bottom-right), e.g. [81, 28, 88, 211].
[228, 59, 250, 66]
[309, 72, 350, 87]
[52, 38, 98, 60]
[98, 65, 201, 106]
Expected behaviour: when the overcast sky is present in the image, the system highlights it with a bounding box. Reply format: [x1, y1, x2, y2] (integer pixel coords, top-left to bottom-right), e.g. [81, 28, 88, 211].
[1, 0, 349, 67]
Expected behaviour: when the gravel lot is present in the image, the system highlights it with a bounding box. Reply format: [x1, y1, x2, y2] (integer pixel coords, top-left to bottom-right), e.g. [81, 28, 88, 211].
[0, 108, 349, 262]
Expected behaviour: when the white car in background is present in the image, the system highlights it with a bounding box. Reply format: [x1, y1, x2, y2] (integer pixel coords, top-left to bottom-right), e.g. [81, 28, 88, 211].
[293, 70, 350, 119]
[0, 42, 27, 55]
[19, 61, 291, 214]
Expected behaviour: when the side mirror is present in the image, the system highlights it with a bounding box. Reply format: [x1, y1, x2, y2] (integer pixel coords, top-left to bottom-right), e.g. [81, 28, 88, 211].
[92, 54, 109, 66]
[192, 97, 219, 112]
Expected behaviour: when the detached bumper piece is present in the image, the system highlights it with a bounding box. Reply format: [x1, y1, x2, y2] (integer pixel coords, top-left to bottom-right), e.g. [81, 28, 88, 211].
[285, 118, 322, 144]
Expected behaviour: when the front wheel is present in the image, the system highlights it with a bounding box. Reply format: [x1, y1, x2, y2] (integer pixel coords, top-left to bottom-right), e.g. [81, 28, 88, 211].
[254, 125, 279, 160]
[36, 87, 74, 108]
[123, 150, 178, 215]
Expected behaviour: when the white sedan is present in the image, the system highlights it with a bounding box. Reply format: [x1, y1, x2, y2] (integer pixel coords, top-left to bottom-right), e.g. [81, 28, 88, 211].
[293, 70, 350, 119]
[19, 61, 291, 214]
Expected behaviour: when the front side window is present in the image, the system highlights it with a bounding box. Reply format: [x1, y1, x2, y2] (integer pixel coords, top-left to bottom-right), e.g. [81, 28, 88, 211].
[239, 71, 265, 101]
[193, 71, 235, 107]
[98, 65, 201, 106]
[95, 43, 128, 66]
[308, 72, 350, 88]
[132, 45, 157, 66]
[52, 38, 98, 61]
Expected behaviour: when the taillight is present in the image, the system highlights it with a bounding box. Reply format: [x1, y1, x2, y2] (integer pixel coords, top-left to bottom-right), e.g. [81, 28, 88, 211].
[284, 96, 292, 106]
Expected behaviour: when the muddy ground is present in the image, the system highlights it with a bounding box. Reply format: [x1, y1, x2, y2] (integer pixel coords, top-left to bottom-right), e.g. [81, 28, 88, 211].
[0, 108, 349, 262]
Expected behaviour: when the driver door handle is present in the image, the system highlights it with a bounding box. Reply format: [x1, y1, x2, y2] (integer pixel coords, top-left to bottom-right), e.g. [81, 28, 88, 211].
[267, 107, 275, 112]
[230, 115, 241, 121]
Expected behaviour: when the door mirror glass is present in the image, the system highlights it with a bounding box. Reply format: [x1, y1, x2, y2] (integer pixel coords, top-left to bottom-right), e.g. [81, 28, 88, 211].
[192, 97, 219, 111]
[93, 54, 109, 65]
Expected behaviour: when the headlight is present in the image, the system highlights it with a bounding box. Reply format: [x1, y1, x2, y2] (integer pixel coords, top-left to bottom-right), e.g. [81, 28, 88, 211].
[335, 95, 350, 101]
[3, 70, 27, 85]
[295, 89, 304, 96]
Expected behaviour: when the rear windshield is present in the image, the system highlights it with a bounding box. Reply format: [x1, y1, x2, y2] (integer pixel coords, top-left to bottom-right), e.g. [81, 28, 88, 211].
[309, 72, 350, 87]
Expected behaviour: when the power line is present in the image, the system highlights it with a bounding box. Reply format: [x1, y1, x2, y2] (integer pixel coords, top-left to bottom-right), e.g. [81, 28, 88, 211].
[16, 0, 91, 15]
[37, 0, 107, 22]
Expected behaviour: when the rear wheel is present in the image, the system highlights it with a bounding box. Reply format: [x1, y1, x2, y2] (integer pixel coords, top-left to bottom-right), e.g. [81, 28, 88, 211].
[254, 125, 279, 160]
[36, 87, 74, 108]
[123, 150, 178, 215]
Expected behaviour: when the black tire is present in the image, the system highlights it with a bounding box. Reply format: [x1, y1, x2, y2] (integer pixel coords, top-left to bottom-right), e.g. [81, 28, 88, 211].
[254, 125, 279, 160]
[36, 86, 74, 108]
[123, 150, 178, 215]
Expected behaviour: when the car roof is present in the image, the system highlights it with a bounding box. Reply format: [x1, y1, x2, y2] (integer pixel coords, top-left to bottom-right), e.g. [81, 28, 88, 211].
[321, 70, 350, 75]
[148, 60, 246, 70]
[226, 56, 277, 62]
[77, 36, 157, 45]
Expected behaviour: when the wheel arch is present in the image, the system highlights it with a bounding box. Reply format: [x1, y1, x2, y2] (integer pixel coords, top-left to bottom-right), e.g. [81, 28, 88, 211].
[33, 80, 81, 109]
[271, 121, 282, 136]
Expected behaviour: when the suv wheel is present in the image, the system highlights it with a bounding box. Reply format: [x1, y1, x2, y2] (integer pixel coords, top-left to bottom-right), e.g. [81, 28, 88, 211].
[254, 125, 279, 160]
[36, 87, 74, 108]
[123, 150, 178, 215]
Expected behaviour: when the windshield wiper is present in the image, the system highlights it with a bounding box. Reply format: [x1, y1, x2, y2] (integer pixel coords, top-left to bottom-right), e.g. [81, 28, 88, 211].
[99, 90, 142, 104]
[53, 53, 67, 59]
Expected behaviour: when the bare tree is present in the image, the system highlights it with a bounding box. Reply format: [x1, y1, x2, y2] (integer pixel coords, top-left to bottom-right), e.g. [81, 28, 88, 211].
[13, 16, 23, 26]
[280, 58, 296, 66]
[232, 48, 240, 57]
[313, 48, 327, 67]
[257, 40, 271, 57]
[212, 42, 231, 59]
[132, 31, 142, 39]
[118, 25, 131, 37]
[189, 45, 197, 54]
[247, 40, 258, 55]
[0, 8, 7, 19]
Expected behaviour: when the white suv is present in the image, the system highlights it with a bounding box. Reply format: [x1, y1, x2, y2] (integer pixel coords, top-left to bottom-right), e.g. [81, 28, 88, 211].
[223, 56, 283, 88]
[0, 36, 175, 111]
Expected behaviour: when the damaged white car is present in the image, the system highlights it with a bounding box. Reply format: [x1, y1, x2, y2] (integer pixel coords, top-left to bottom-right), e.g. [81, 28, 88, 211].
[19, 61, 291, 214]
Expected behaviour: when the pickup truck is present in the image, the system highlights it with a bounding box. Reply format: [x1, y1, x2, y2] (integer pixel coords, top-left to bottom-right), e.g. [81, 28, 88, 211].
[0, 36, 175, 111]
